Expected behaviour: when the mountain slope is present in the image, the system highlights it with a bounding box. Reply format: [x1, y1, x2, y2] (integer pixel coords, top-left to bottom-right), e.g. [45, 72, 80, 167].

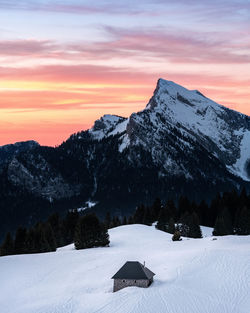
[1, 78, 250, 239]
[0, 140, 39, 166]
[0, 225, 249, 313]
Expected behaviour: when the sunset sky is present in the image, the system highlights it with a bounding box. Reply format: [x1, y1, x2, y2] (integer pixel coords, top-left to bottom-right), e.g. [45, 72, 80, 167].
[1, 0, 250, 146]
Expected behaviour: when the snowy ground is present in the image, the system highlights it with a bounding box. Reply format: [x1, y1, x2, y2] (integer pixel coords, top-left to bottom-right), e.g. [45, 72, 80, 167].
[0, 225, 249, 313]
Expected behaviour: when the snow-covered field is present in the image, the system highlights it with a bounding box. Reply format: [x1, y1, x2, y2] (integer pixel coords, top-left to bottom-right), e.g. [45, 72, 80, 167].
[0, 225, 249, 313]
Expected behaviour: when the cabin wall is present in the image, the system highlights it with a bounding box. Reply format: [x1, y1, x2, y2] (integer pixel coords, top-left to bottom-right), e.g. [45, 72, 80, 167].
[113, 279, 150, 292]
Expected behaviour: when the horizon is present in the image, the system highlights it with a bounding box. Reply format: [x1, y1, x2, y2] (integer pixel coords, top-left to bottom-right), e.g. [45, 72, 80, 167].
[1, 1, 250, 146]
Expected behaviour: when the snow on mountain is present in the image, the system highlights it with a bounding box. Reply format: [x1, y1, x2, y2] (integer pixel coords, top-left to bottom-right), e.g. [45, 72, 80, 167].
[0, 140, 39, 165]
[1, 78, 250, 240]
[89, 114, 128, 140]
[92, 78, 250, 181]
[0, 224, 249, 313]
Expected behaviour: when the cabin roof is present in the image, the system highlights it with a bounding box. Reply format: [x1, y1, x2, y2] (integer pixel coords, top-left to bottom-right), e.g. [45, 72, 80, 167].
[111, 261, 155, 280]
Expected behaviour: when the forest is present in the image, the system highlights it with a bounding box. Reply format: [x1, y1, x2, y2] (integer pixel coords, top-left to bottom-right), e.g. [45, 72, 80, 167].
[1, 189, 250, 256]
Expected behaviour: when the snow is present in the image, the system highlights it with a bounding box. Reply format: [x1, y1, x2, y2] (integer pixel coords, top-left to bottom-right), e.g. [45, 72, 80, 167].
[231, 129, 250, 181]
[76, 201, 97, 212]
[119, 134, 130, 153]
[89, 115, 127, 141]
[0, 224, 249, 313]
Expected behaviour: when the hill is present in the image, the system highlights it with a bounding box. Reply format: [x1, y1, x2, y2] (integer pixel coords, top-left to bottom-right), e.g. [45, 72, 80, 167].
[0, 224, 249, 313]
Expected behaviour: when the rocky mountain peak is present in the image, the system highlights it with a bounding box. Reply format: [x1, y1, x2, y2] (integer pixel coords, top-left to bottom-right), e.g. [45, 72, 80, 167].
[146, 78, 219, 113]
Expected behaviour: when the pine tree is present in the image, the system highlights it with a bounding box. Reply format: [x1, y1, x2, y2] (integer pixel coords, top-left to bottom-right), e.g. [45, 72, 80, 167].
[0, 232, 14, 256]
[151, 198, 162, 222]
[122, 216, 127, 225]
[74, 214, 109, 250]
[44, 223, 57, 251]
[213, 207, 233, 236]
[104, 212, 111, 229]
[236, 206, 250, 235]
[47, 213, 64, 247]
[128, 216, 134, 224]
[33, 223, 51, 253]
[142, 208, 153, 225]
[63, 210, 79, 245]
[14, 227, 27, 254]
[188, 212, 202, 238]
[179, 212, 190, 237]
[166, 217, 175, 234]
[133, 204, 145, 224]
[156, 209, 168, 231]
[25, 228, 36, 253]
[213, 216, 228, 236]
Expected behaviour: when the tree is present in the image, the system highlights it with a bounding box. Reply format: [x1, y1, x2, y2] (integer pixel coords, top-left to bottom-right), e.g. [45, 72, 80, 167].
[188, 212, 202, 238]
[179, 212, 202, 238]
[133, 204, 145, 224]
[63, 210, 79, 245]
[213, 207, 233, 236]
[74, 214, 109, 250]
[235, 206, 250, 235]
[122, 216, 127, 225]
[47, 213, 64, 247]
[0, 232, 14, 256]
[104, 212, 111, 229]
[166, 217, 176, 234]
[142, 207, 153, 226]
[44, 223, 57, 251]
[14, 227, 27, 254]
[33, 223, 51, 253]
[213, 216, 228, 236]
[151, 198, 162, 222]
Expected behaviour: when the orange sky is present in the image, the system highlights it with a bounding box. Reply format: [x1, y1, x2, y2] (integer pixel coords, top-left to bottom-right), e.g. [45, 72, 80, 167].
[0, 1, 249, 146]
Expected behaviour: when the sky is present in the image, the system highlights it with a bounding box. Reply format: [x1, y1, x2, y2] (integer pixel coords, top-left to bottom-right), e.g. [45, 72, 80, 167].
[0, 0, 250, 146]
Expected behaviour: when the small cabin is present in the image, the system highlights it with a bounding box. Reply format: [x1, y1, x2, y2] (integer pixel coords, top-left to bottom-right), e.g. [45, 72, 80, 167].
[111, 261, 155, 292]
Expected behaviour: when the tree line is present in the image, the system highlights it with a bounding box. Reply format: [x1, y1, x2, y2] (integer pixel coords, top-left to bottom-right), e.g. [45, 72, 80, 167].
[0, 211, 110, 256]
[131, 189, 250, 238]
[1, 188, 250, 257]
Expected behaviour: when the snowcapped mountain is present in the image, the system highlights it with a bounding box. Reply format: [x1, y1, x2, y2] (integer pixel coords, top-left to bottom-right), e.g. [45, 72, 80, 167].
[0, 78, 250, 238]
[87, 78, 250, 181]
[1, 224, 249, 313]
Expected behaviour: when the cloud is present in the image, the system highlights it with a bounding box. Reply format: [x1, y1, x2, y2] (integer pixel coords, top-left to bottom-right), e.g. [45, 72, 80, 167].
[1, 25, 250, 66]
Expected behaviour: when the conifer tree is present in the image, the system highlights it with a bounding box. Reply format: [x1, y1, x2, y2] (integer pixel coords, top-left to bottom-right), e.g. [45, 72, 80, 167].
[122, 216, 127, 225]
[213, 207, 233, 236]
[74, 214, 109, 250]
[166, 217, 176, 234]
[44, 223, 57, 251]
[14, 227, 27, 254]
[0, 232, 14, 256]
[188, 212, 202, 238]
[142, 208, 153, 225]
[236, 206, 250, 235]
[213, 216, 228, 236]
[133, 204, 145, 224]
[25, 228, 36, 253]
[151, 198, 162, 222]
[128, 216, 134, 224]
[63, 210, 79, 245]
[104, 212, 111, 229]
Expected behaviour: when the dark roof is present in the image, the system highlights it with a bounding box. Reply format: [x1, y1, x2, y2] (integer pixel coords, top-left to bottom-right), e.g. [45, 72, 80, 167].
[111, 261, 155, 280]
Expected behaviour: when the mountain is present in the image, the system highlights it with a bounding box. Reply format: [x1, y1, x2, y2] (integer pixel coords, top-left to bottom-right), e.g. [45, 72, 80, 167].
[0, 224, 249, 313]
[1, 79, 250, 239]
[0, 140, 39, 166]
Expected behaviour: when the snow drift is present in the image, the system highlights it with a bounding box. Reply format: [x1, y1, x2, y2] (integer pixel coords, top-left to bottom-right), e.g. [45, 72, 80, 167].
[0, 224, 249, 313]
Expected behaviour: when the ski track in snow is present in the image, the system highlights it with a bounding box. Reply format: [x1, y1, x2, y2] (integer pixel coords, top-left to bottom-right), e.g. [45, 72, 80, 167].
[0, 225, 250, 313]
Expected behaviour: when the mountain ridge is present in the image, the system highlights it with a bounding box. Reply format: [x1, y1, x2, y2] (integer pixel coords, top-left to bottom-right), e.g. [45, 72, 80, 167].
[0, 78, 250, 240]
